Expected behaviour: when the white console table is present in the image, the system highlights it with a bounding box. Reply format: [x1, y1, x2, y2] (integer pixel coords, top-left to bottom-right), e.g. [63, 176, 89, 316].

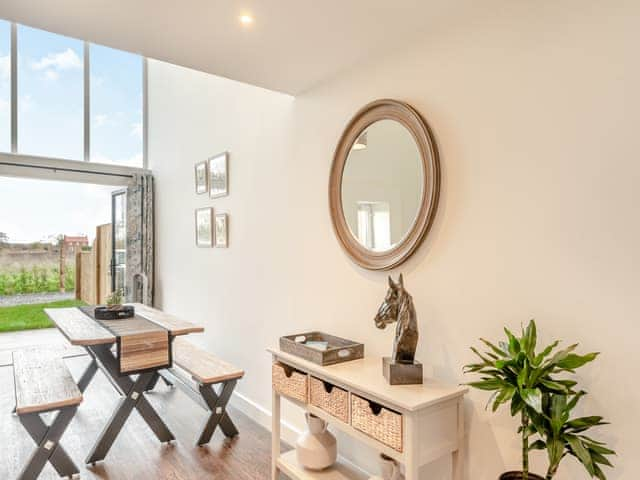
[269, 348, 467, 480]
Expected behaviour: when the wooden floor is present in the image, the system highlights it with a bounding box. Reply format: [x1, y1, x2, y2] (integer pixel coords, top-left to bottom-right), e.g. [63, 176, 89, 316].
[0, 354, 288, 479]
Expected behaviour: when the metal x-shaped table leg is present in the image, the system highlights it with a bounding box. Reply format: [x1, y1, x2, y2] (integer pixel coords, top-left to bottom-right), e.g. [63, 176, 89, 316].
[85, 344, 175, 464]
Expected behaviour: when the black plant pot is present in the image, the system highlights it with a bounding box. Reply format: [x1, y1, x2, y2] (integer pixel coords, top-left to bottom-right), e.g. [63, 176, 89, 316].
[500, 472, 545, 480]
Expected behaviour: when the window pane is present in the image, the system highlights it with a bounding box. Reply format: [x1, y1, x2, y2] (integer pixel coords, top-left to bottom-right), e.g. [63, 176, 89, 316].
[90, 44, 142, 167]
[0, 20, 10, 152]
[18, 25, 83, 159]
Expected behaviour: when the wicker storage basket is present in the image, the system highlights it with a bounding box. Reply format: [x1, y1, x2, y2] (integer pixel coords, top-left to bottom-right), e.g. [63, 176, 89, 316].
[309, 377, 349, 423]
[351, 394, 403, 452]
[272, 362, 308, 403]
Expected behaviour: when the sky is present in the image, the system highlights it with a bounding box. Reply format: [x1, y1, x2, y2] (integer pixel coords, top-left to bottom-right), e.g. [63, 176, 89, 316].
[0, 176, 117, 243]
[0, 18, 142, 243]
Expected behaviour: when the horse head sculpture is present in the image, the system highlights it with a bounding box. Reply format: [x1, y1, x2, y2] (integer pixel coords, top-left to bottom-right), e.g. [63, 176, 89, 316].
[374, 274, 418, 364]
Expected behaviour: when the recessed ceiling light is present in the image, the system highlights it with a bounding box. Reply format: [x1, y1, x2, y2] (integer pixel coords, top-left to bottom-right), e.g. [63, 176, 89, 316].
[240, 15, 254, 25]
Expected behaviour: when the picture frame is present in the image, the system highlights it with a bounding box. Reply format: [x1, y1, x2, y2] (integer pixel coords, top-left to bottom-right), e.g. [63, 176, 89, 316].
[208, 152, 228, 198]
[194, 161, 208, 194]
[214, 213, 228, 248]
[195, 207, 214, 247]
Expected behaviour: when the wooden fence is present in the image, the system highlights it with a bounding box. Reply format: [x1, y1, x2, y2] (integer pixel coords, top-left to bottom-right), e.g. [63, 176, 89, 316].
[76, 224, 112, 305]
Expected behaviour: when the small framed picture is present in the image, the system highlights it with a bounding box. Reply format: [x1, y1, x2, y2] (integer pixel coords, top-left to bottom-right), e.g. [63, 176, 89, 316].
[208, 152, 228, 198]
[195, 161, 208, 194]
[214, 213, 228, 248]
[195, 208, 213, 247]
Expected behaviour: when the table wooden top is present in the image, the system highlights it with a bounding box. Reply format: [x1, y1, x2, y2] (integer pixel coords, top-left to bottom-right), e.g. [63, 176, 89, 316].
[45, 304, 204, 346]
[45, 307, 115, 346]
[269, 348, 467, 412]
[132, 303, 205, 336]
[13, 347, 83, 414]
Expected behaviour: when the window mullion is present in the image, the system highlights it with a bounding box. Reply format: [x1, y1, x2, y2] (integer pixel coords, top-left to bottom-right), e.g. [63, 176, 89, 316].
[10, 22, 17, 153]
[83, 41, 90, 162]
[143, 57, 148, 169]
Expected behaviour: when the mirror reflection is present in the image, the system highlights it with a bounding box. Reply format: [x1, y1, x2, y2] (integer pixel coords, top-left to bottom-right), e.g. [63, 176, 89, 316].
[341, 119, 424, 252]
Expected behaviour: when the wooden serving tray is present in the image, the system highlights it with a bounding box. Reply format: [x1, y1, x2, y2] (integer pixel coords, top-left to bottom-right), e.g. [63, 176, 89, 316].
[279, 331, 364, 366]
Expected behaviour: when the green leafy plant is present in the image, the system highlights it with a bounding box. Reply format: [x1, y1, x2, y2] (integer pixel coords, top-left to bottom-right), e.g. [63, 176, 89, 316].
[0, 264, 75, 296]
[105, 289, 123, 307]
[464, 320, 599, 479]
[529, 392, 615, 479]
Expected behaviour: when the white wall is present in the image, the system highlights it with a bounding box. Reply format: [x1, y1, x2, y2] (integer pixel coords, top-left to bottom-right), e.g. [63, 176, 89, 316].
[149, 1, 640, 478]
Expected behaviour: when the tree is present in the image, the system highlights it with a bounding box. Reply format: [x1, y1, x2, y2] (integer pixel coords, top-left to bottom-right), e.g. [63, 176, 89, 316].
[0, 232, 8, 245]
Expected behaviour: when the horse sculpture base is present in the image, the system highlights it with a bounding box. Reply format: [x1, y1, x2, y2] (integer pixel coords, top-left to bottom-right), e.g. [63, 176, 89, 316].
[382, 357, 423, 385]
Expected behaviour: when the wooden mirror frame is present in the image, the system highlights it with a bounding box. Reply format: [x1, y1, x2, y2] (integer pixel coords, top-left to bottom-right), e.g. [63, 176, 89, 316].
[329, 99, 440, 270]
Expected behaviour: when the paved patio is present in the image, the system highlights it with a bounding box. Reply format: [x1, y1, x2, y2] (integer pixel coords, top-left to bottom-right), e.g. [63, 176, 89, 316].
[0, 291, 75, 307]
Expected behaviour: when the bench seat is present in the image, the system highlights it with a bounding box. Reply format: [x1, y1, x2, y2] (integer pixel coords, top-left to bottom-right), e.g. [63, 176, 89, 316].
[173, 337, 244, 384]
[12, 347, 83, 479]
[13, 348, 83, 415]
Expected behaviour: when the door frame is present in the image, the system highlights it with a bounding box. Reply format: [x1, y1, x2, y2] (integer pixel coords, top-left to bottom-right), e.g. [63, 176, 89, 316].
[111, 188, 127, 292]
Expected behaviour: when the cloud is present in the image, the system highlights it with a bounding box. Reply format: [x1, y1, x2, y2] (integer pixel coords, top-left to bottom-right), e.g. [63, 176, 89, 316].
[0, 98, 7, 112]
[130, 122, 143, 139]
[44, 69, 59, 81]
[0, 54, 8, 80]
[31, 48, 82, 72]
[94, 114, 108, 127]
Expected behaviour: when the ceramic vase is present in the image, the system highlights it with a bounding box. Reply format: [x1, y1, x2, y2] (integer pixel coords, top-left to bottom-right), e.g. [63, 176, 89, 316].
[295, 413, 337, 470]
[369, 454, 404, 480]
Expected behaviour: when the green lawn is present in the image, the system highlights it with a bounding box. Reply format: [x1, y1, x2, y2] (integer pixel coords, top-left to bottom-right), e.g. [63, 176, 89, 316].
[0, 299, 86, 333]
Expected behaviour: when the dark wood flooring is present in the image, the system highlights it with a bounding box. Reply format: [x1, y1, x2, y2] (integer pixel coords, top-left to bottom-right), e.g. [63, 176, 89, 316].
[1, 355, 288, 479]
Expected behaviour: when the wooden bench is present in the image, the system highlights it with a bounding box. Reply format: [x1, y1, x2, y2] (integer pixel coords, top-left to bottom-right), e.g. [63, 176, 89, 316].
[155, 338, 244, 446]
[13, 348, 83, 480]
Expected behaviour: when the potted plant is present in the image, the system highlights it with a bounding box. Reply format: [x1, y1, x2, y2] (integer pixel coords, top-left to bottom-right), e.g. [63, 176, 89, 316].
[94, 289, 134, 319]
[105, 289, 124, 309]
[528, 392, 615, 479]
[464, 320, 600, 480]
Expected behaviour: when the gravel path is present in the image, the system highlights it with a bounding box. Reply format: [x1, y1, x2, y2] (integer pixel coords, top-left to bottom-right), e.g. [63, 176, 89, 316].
[0, 291, 75, 307]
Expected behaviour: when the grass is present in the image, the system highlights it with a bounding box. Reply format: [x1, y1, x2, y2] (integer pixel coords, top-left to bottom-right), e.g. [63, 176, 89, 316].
[0, 299, 86, 333]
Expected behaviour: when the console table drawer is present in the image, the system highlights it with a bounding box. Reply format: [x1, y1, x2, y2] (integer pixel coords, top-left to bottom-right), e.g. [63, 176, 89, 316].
[351, 394, 403, 452]
[272, 362, 308, 403]
[309, 377, 349, 423]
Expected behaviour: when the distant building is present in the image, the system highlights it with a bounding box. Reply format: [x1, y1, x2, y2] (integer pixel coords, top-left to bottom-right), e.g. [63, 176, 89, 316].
[63, 235, 89, 249]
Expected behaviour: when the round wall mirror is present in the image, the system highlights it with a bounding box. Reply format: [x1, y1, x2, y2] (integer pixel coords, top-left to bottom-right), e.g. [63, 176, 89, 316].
[329, 99, 440, 270]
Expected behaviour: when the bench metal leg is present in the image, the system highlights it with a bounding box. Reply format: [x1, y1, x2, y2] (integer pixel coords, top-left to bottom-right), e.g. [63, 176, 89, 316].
[85, 345, 175, 464]
[197, 379, 238, 445]
[161, 373, 174, 387]
[145, 373, 160, 391]
[145, 370, 174, 391]
[18, 406, 79, 480]
[77, 357, 98, 393]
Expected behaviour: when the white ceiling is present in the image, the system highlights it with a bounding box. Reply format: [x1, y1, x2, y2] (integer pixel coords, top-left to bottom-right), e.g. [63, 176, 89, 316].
[0, 0, 462, 95]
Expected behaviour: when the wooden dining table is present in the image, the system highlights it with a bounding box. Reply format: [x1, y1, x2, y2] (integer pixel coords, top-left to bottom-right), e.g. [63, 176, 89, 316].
[44, 303, 204, 465]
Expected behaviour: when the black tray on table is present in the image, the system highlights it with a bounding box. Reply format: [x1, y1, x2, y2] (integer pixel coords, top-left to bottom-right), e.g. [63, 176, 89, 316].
[94, 305, 135, 320]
